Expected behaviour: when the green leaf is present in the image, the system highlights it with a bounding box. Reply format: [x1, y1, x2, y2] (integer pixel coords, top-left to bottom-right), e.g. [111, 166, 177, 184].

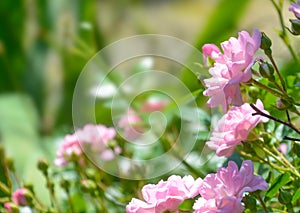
[292, 187, 300, 202]
[70, 193, 87, 212]
[265, 172, 291, 200]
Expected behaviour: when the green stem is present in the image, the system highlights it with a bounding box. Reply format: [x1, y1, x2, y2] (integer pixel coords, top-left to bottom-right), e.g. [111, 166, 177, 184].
[165, 134, 204, 178]
[270, 0, 299, 63]
[271, 145, 300, 177]
[255, 192, 269, 213]
[45, 176, 61, 213]
[250, 79, 286, 100]
[267, 55, 292, 124]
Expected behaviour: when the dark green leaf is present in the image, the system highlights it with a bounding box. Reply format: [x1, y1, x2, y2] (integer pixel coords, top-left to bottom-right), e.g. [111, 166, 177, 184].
[265, 173, 291, 199]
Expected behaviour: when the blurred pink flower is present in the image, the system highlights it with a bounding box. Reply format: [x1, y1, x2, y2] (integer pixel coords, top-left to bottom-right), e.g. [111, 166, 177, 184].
[4, 203, 16, 213]
[207, 99, 269, 157]
[12, 188, 29, 206]
[193, 160, 268, 213]
[141, 98, 168, 112]
[202, 29, 261, 111]
[279, 143, 288, 155]
[54, 134, 83, 166]
[118, 109, 143, 141]
[289, 0, 300, 19]
[54, 124, 120, 166]
[126, 175, 202, 213]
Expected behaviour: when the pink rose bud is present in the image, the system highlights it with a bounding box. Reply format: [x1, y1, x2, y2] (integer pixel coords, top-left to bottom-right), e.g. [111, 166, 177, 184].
[12, 188, 32, 206]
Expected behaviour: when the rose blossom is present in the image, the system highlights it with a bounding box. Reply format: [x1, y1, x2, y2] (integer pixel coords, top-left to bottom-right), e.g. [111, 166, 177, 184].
[202, 29, 261, 111]
[193, 160, 268, 213]
[289, 0, 300, 19]
[54, 124, 120, 166]
[207, 99, 269, 157]
[126, 175, 202, 213]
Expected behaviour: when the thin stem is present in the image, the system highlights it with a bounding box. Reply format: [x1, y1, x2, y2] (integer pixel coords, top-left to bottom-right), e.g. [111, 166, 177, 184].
[271, 145, 300, 177]
[270, 0, 299, 63]
[283, 136, 300, 142]
[65, 190, 75, 213]
[268, 55, 286, 91]
[165, 134, 204, 178]
[44, 174, 61, 213]
[250, 103, 300, 135]
[268, 55, 292, 124]
[255, 192, 269, 213]
[250, 79, 286, 100]
[237, 149, 289, 172]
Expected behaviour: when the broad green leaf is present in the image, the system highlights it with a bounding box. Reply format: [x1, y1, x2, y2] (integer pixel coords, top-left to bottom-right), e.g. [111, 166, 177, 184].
[0, 94, 49, 203]
[292, 187, 300, 202]
[265, 172, 291, 199]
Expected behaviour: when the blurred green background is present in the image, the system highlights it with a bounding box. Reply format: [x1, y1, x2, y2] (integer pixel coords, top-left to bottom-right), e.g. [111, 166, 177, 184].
[0, 0, 298, 190]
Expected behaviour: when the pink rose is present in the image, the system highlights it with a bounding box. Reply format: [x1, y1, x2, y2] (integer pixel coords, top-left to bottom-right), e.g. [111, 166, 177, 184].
[54, 124, 120, 166]
[202, 29, 261, 111]
[118, 109, 143, 141]
[126, 175, 202, 213]
[193, 197, 243, 213]
[289, 0, 300, 19]
[207, 99, 269, 157]
[193, 160, 268, 213]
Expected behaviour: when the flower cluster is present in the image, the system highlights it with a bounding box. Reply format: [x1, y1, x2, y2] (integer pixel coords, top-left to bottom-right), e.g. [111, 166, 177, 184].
[126, 160, 268, 213]
[202, 29, 261, 111]
[207, 99, 269, 157]
[54, 124, 121, 166]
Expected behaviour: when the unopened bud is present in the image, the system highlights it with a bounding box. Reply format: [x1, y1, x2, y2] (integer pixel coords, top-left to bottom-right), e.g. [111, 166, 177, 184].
[12, 188, 33, 207]
[24, 183, 34, 194]
[248, 86, 260, 99]
[276, 98, 291, 110]
[81, 179, 97, 193]
[37, 158, 49, 175]
[290, 19, 300, 35]
[243, 194, 257, 211]
[4, 202, 20, 213]
[278, 189, 292, 205]
[85, 168, 98, 180]
[60, 179, 70, 192]
[259, 61, 275, 81]
[260, 32, 272, 55]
